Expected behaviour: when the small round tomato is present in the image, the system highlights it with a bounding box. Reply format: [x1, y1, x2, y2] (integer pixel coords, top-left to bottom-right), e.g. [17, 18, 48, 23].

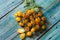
[31, 28, 35, 33]
[16, 17, 21, 22]
[26, 10, 31, 15]
[42, 25, 46, 30]
[17, 28, 25, 33]
[23, 19, 28, 24]
[38, 12, 43, 17]
[41, 16, 46, 21]
[35, 17, 41, 24]
[40, 21, 44, 25]
[22, 14, 26, 18]
[27, 23, 32, 27]
[26, 31, 32, 36]
[19, 22, 24, 27]
[35, 13, 38, 18]
[35, 25, 40, 30]
[17, 10, 23, 17]
[30, 16, 33, 20]
[14, 13, 17, 17]
[20, 33, 25, 39]
[25, 13, 29, 17]
[25, 27, 30, 32]
[30, 20, 35, 24]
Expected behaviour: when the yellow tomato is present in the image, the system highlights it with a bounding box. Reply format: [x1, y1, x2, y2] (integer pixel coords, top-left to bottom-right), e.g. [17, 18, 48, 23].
[16, 17, 21, 22]
[41, 16, 46, 21]
[22, 14, 26, 18]
[25, 13, 29, 16]
[26, 9, 33, 15]
[26, 31, 32, 36]
[30, 16, 33, 20]
[26, 10, 31, 14]
[30, 21, 35, 24]
[23, 19, 28, 24]
[17, 28, 25, 33]
[25, 27, 30, 32]
[38, 12, 43, 17]
[31, 28, 35, 33]
[35, 25, 40, 30]
[35, 17, 41, 24]
[19, 22, 24, 27]
[19, 33, 25, 39]
[17, 10, 23, 16]
[27, 23, 32, 27]
[14, 13, 17, 17]
[40, 21, 44, 25]
[42, 25, 46, 30]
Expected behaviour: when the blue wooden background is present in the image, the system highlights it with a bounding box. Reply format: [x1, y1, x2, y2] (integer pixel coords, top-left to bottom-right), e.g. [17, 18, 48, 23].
[0, 0, 60, 40]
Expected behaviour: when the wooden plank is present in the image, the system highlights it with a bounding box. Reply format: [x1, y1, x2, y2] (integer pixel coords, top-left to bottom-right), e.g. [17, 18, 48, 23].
[0, 0, 22, 18]
[0, 3, 26, 40]
[0, 0, 59, 18]
[39, 21, 60, 40]
[0, 0, 60, 40]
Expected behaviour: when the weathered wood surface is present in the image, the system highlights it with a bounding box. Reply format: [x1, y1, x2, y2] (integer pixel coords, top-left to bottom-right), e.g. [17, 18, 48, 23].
[0, 0, 60, 40]
[40, 21, 60, 40]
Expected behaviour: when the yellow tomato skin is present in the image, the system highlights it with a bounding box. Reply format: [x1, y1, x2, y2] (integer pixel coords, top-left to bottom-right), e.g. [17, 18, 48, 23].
[17, 10, 23, 17]
[26, 31, 32, 36]
[23, 14, 25, 18]
[31, 28, 35, 33]
[19, 33, 25, 39]
[17, 28, 25, 33]
[16, 17, 21, 22]
[14, 13, 17, 17]
[41, 16, 46, 21]
[25, 27, 30, 32]
[26, 9, 34, 15]
[35, 25, 40, 30]
[30, 16, 33, 20]
[19, 22, 24, 27]
[40, 21, 44, 25]
[27, 23, 32, 27]
[42, 25, 46, 30]
[30, 21, 35, 24]
[26, 10, 31, 15]
[38, 12, 43, 17]
[23, 19, 28, 24]
[35, 17, 41, 24]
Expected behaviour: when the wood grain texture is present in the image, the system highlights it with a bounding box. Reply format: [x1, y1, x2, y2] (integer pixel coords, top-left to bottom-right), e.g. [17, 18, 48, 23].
[0, 0, 59, 18]
[0, 0, 60, 40]
[40, 21, 60, 40]
[0, 0, 22, 18]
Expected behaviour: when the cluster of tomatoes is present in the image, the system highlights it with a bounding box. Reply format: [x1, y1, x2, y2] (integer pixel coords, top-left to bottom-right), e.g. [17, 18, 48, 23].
[14, 9, 46, 39]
